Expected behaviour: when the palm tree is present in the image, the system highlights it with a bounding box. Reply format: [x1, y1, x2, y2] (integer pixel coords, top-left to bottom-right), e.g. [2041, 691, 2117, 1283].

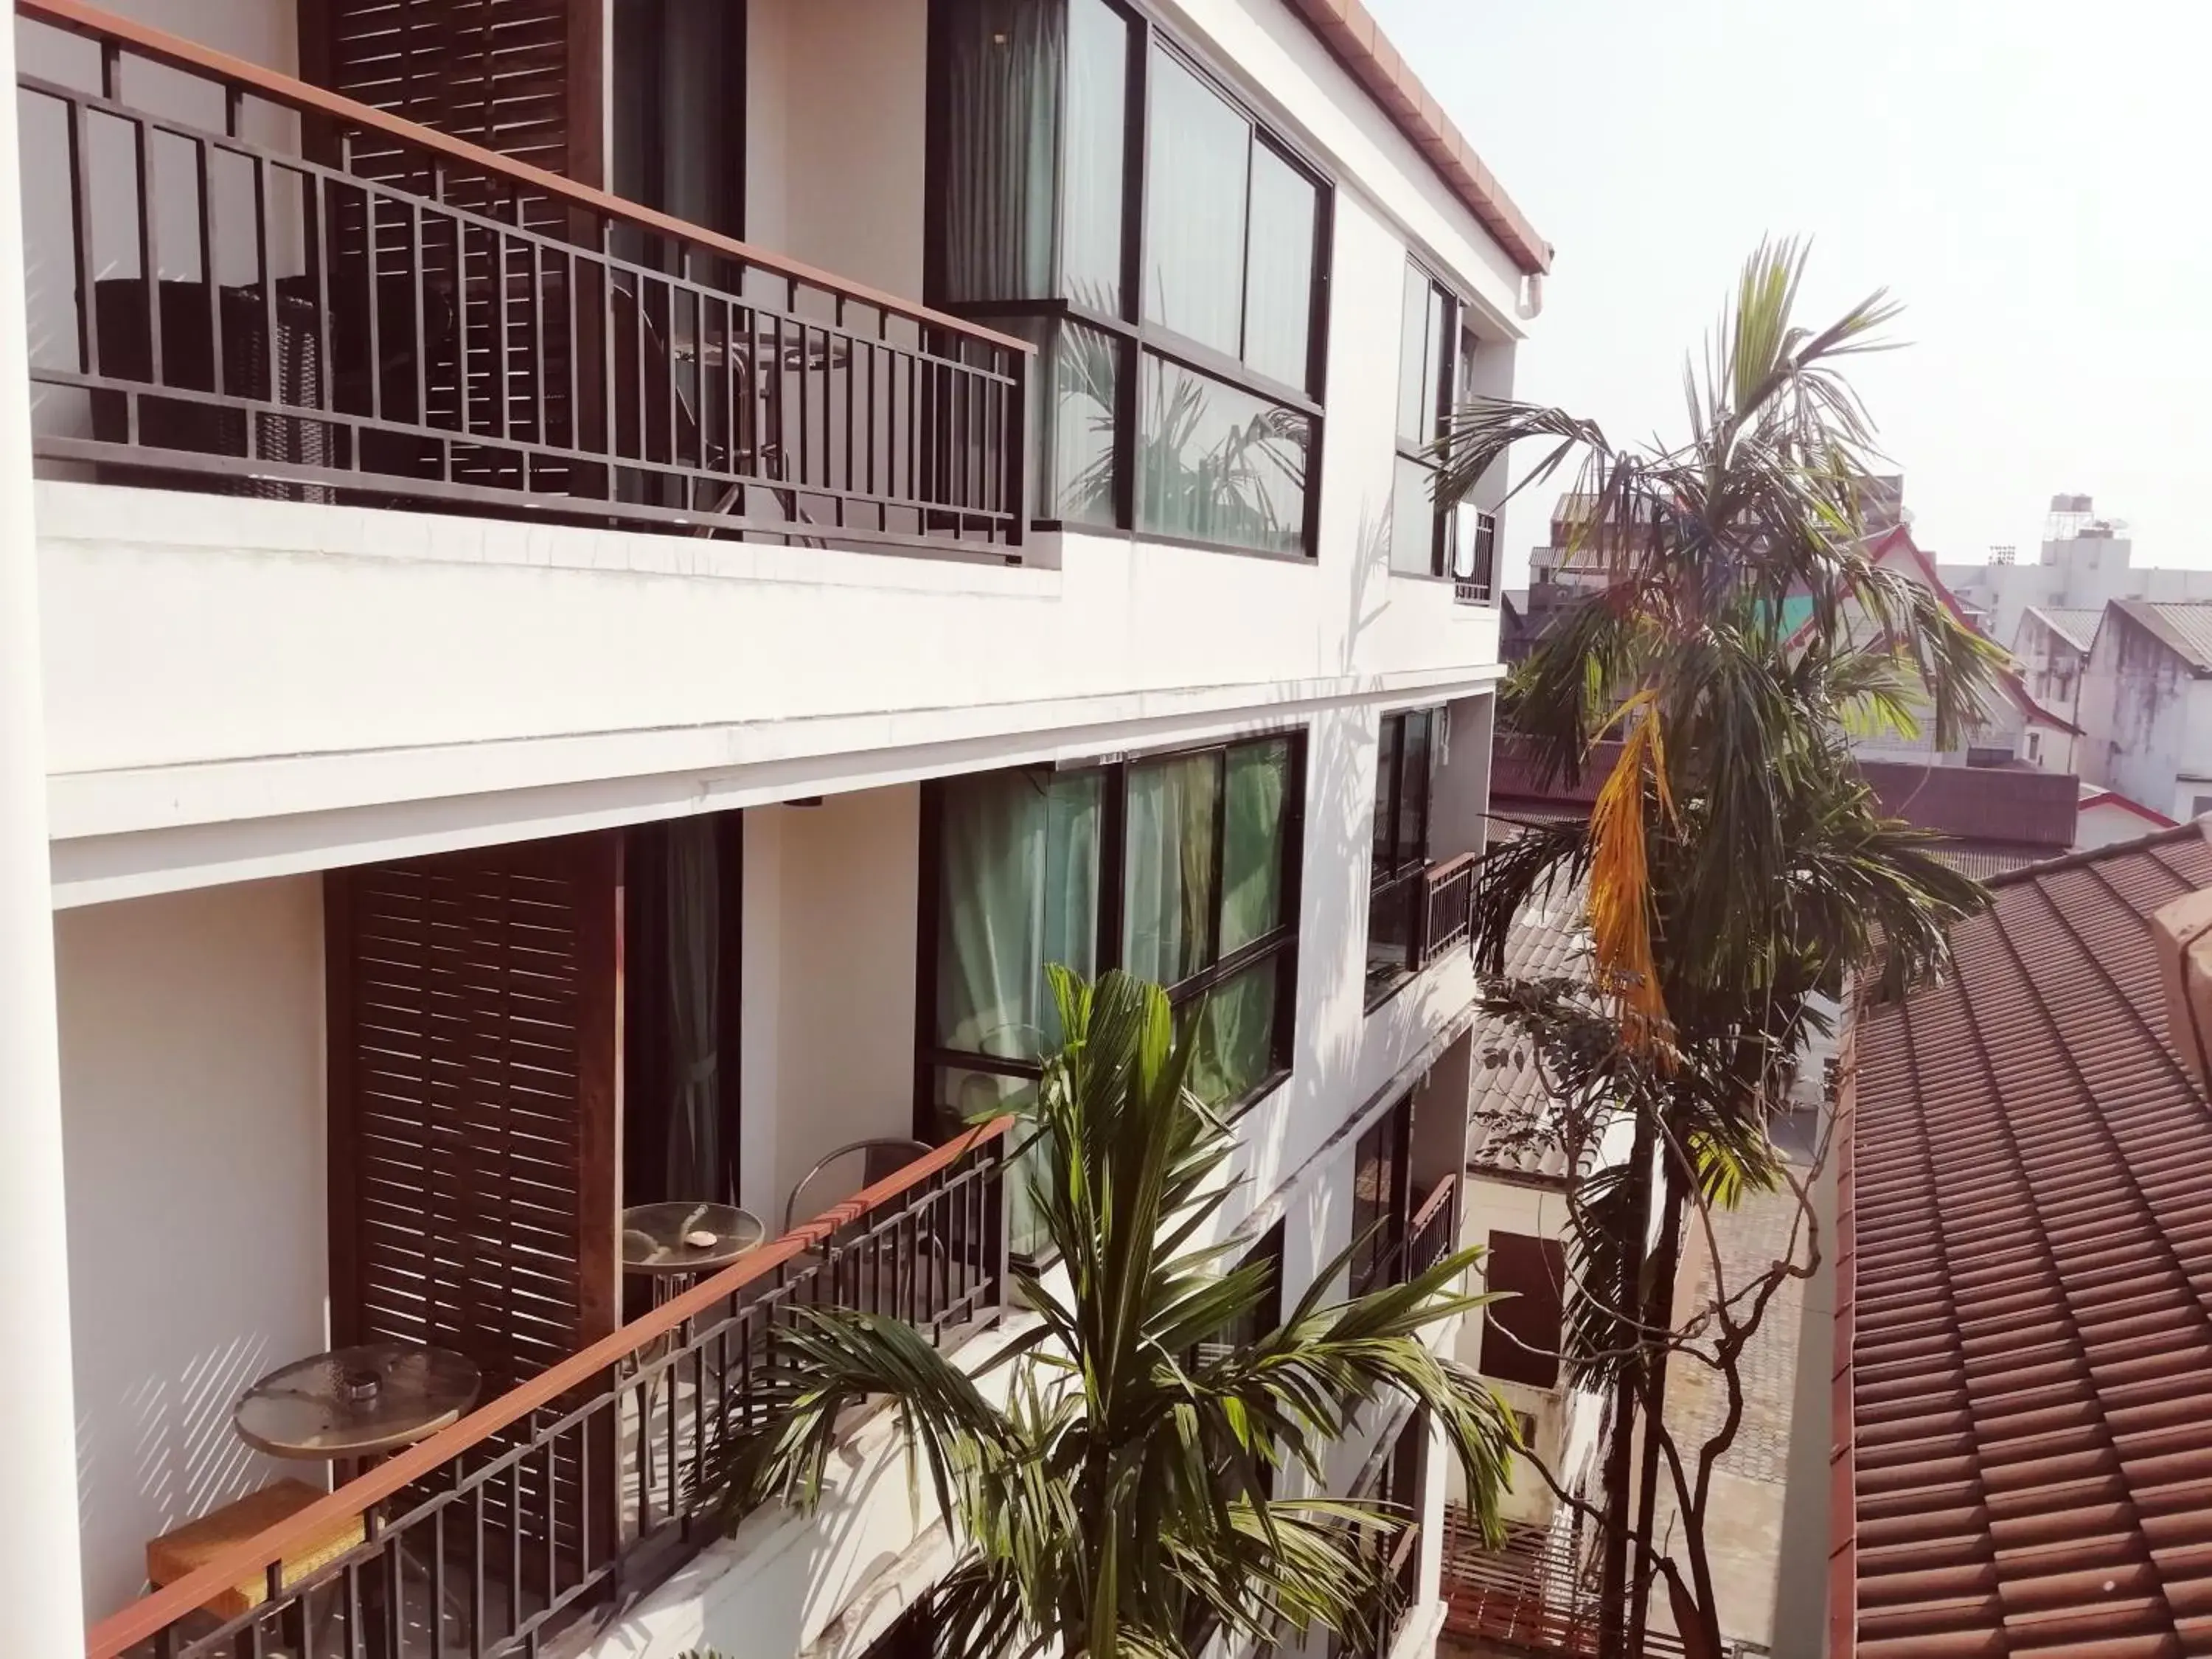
[1433, 242, 2009, 1658]
[723, 967, 1520, 1659]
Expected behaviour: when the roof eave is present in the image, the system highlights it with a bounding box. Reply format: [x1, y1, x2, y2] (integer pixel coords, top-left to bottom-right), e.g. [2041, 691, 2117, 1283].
[1279, 0, 1553, 276]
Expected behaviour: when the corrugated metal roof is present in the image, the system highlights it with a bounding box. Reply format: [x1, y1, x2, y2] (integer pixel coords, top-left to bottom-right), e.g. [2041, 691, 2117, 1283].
[2027, 606, 2105, 654]
[1837, 823, 2212, 1658]
[2114, 599, 2212, 675]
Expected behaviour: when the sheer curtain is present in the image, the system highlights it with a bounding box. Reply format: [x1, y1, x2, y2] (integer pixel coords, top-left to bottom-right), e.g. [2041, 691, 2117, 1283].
[662, 817, 722, 1200]
[1061, 0, 1127, 314]
[1142, 47, 1249, 354]
[1220, 739, 1287, 953]
[1241, 147, 1317, 390]
[941, 0, 1064, 304]
[938, 770, 1102, 1061]
[1122, 754, 1220, 987]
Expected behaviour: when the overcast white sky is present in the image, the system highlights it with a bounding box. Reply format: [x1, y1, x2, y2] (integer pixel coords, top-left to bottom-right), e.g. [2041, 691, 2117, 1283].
[1366, 0, 2212, 590]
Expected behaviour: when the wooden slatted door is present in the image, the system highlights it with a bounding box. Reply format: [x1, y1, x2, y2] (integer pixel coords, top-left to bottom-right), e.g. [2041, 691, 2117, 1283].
[307, 0, 595, 191]
[326, 833, 619, 1597]
[302, 0, 601, 467]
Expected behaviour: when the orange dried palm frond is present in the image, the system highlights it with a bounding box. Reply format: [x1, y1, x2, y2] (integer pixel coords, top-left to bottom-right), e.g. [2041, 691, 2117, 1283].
[1586, 691, 1675, 1054]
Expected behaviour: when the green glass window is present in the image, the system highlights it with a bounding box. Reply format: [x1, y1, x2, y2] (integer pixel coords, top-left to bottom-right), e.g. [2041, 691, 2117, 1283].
[935, 768, 1103, 1060]
[1137, 354, 1312, 556]
[928, 0, 1328, 554]
[1366, 707, 1439, 1006]
[923, 731, 1305, 1244]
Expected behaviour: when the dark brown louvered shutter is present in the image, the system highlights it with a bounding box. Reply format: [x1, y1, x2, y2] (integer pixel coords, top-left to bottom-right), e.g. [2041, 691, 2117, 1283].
[325, 832, 619, 1397]
[301, 0, 600, 463]
[304, 0, 599, 190]
[1479, 1231, 1567, 1391]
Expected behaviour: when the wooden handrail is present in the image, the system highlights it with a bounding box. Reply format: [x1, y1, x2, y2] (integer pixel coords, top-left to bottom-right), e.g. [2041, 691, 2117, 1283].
[1410, 1171, 1459, 1237]
[18, 0, 1034, 359]
[1426, 852, 1481, 885]
[83, 1117, 1013, 1659]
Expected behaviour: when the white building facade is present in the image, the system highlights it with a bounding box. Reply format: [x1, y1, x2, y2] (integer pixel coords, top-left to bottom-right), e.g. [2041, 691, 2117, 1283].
[1938, 495, 2212, 650]
[2075, 600, 2212, 824]
[0, 0, 1550, 1655]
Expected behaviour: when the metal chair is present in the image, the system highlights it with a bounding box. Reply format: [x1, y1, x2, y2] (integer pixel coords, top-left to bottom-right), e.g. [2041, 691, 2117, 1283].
[782, 1138, 934, 1234]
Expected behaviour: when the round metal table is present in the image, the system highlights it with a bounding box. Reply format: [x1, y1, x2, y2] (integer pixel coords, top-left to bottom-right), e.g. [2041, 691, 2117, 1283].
[234, 1341, 481, 1462]
[621, 1201, 766, 1284]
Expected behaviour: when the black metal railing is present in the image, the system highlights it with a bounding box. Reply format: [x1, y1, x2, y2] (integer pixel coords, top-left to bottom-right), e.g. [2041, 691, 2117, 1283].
[1454, 509, 1498, 604]
[1417, 854, 1477, 968]
[19, 0, 1029, 557]
[86, 1122, 1013, 1659]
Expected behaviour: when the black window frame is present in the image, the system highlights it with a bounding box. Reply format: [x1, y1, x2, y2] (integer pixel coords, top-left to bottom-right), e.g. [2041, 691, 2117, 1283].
[915, 728, 1310, 1147]
[924, 0, 1335, 562]
[1365, 706, 1439, 1010]
[1393, 259, 1497, 602]
[1348, 1091, 1414, 1298]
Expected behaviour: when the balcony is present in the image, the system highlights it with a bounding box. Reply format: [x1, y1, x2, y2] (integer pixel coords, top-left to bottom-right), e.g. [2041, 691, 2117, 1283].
[86, 1123, 1013, 1659]
[1440, 1512, 1687, 1659]
[17, 0, 1030, 558]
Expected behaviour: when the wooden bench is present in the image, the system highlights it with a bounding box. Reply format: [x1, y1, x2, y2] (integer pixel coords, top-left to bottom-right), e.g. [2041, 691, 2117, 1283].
[146, 1478, 365, 1620]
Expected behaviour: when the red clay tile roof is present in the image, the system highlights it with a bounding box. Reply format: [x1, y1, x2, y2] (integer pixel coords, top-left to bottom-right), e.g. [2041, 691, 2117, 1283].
[1279, 0, 1552, 276]
[1834, 823, 2212, 1659]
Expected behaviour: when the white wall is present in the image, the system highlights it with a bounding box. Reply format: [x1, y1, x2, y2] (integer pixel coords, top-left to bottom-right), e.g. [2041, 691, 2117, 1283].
[740, 789, 923, 1231]
[2076, 613, 2212, 817]
[34, 161, 1504, 905]
[16, 1, 302, 447]
[745, 0, 928, 302]
[53, 876, 327, 1622]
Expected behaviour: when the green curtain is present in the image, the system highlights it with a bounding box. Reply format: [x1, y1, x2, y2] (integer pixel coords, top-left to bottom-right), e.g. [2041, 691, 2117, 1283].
[1188, 961, 1279, 1108]
[1220, 739, 1288, 953]
[1122, 754, 1219, 987]
[937, 769, 1102, 1061]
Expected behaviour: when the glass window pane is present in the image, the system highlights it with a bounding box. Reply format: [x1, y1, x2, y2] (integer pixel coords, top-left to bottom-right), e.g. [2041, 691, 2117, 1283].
[1122, 752, 1221, 986]
[1365, 876, 1416, 997]
[1421, 286, 1448, 441]
[1048, 320, 1121, 526]
[1391, 455, 1437, 575]
[936, 768, 1102, 1060]
[1143, 47, 1250, 356]
[1061, 0, 1127, 313]
[932, 1067, 1051, 1258]
[939, 0, 1062, 303]
[1242, 144, 1317, 389]
[1372, 714, 1399, 874]
[1396, 712, 1432, 871]
[1397, 264, 1432, 444]
[1138, 353, 1311, 556]
[1220, 740, 1290, 953]
[1186, 959, 1280, 1109]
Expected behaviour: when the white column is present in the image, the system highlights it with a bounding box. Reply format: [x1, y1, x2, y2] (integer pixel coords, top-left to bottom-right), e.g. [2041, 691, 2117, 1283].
[0, 8, 85, 1649]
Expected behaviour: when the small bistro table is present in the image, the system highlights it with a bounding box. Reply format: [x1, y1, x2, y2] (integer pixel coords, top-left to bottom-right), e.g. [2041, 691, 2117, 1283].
[146, 1343, 481, 1627]
[620, 1200, 767, 1296]
[234, 1341, 482, 1466]
[620, 1203, 765, 1500]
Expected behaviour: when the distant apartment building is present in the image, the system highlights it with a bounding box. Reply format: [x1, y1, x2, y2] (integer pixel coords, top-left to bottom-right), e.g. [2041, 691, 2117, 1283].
[1938, 493, 2212, 648]
[0, 1, 1550, 1655]
[2076, 600, 2212, 822]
